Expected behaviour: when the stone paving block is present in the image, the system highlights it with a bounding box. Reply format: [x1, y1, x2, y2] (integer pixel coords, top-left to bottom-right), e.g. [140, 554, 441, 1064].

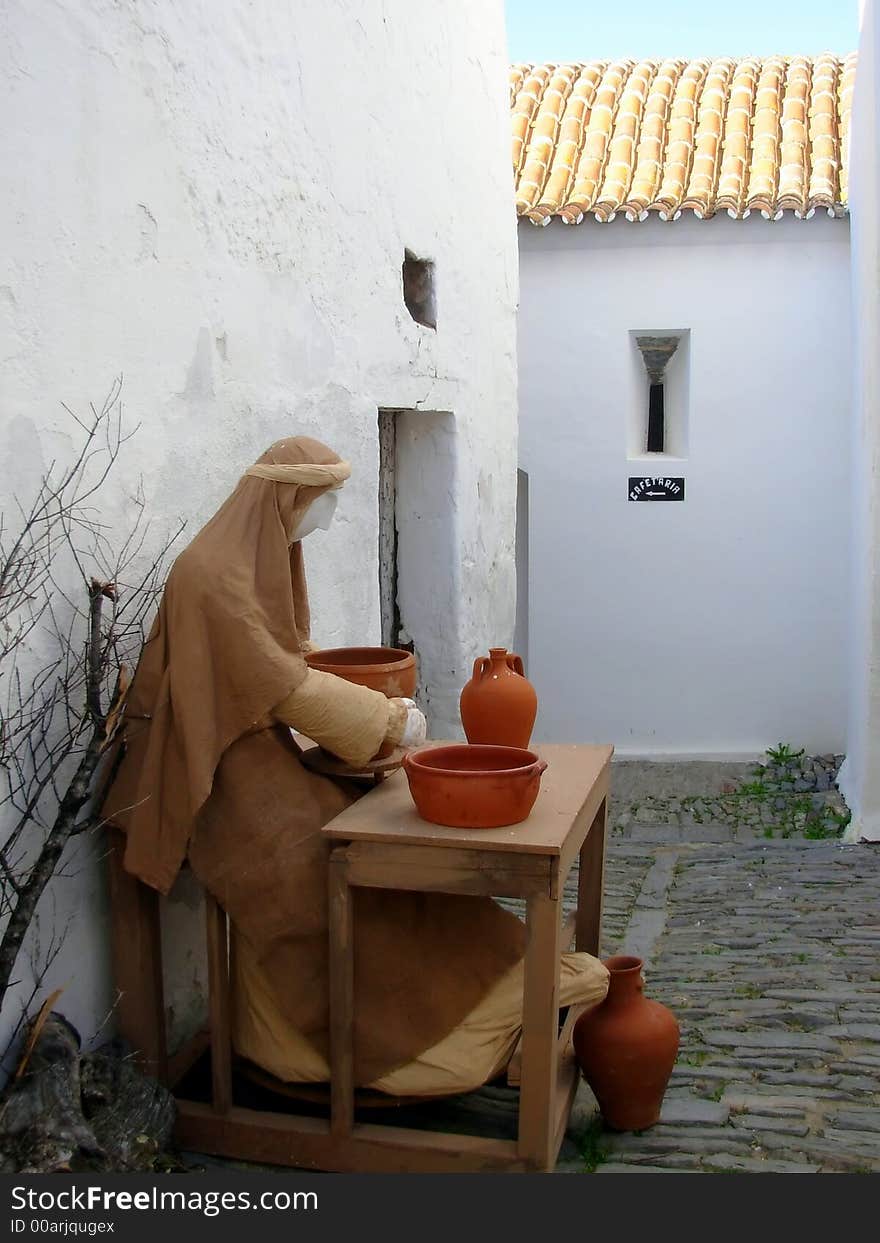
[822, 1127, 880, 1151]
[595, 1163, 693, 1173]
[827, 1111, 880, 1133]
[829, 1075, 880, 1095]
[831, 1054, 880, 1069]
[606, 1129, 747, 1160]
[757, 1071, 835, 1087]
[612, 1153, 707, 1170]
[776, 1138, 880, 1172]
[732, 1052, 822, 1068]
[700, 1155, 821, 1173]
[680, 825, 735, 842]
[730, 1114, 810, 1136]
[840, 1008, 880, 1024]
[553, 1160, 588, 1174]
[700, 1029, 839, 1052]
[724, 1094, 814, 1116]
[824, 1023, 880, 1041]
[626, 826, 682, 843]
[659, 1096, 730, 1126]
[566, 1081, 600, 1134]
[671, 1064, 754, 1082]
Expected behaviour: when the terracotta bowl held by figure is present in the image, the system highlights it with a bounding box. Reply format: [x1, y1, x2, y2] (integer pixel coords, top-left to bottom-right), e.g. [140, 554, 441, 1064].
[304, 646, 417, 699]
[403, 744, 547, 829]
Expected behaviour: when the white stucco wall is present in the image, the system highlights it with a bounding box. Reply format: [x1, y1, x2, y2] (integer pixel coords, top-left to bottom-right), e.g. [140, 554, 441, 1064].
[518, 215, 851, 757]
[0, 0, 518, 1056]
[839, 0, 880, 840]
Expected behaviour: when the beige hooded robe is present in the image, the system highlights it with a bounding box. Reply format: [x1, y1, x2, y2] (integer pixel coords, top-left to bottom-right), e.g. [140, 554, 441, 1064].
[102, 436, 546, 1087]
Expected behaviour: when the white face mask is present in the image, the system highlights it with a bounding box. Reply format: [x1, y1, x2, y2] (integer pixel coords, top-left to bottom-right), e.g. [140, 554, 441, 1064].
[290, 489, 339, 543]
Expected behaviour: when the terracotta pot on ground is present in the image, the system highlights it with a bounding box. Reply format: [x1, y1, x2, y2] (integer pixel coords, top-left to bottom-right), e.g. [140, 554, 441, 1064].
[459, 647, 538, 748]
[572, 955, 679, 1132]
[403, 743, 547, 828]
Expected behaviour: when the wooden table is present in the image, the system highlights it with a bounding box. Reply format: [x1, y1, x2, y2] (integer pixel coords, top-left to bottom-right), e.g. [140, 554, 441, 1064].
[324, 742, 612, 1172]
[109, 741, 611, 1174]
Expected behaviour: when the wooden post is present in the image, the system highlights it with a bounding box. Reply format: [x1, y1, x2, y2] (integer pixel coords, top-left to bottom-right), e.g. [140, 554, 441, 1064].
[205, 892, 232, 1115]
[106, 828, 167, 1082]
[518, 891, 562, 1170]
[328, 848, 355, 1138]
[576, 796, 607, 956]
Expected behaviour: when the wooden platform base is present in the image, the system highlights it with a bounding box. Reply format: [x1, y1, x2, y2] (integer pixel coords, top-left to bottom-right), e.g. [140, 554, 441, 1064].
[175, 1044, 580, 1173]
[297, 744, 404, 781]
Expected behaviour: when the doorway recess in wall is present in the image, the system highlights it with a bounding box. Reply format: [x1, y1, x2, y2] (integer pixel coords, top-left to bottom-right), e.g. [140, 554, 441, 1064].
[402, 250, 437, 329]
[628, 330, 690, 459]
[378, 408, 457, 715]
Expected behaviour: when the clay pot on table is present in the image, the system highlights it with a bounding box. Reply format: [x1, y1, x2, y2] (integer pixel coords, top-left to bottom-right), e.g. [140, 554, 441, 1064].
[572, 955, 679, 1132]
[403, 743, 547, 829]
[459, 647, 537, 748]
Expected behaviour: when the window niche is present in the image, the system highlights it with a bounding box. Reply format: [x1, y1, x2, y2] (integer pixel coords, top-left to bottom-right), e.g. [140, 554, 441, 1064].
[628, 330, 690, 459]
[402, 250, 436, 329]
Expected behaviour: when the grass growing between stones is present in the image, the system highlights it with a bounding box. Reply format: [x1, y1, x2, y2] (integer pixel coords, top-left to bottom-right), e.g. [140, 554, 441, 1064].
[576, 1117, 611, 1173]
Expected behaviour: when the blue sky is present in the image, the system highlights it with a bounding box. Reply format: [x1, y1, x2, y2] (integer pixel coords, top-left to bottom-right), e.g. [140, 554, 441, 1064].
[504, 0, 861, 63]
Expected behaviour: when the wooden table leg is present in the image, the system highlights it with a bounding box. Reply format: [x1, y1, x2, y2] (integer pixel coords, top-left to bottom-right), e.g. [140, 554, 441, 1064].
[576, 795, 607, 956]
[328, 847, 355, 1138]
[106, 828, 167, 1082]
[205, 892, 232, 1115]
[518, 891, 562, 1170]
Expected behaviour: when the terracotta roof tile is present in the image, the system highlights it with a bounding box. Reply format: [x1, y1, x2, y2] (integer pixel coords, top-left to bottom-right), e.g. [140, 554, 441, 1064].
[511, 54, 856, 223]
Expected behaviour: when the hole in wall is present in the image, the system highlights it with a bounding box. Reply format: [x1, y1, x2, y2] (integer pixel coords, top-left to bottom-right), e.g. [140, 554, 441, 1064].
[402, 250, 437, 329]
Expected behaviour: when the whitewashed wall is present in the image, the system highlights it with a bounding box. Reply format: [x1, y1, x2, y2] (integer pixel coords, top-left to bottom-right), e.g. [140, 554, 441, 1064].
[0, 0, 518, 1055]
[518, 215, 851, 757]
[839, 0, 880, 840]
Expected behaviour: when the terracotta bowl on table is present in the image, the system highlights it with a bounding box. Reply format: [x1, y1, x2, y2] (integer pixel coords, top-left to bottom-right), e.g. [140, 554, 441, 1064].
[304, 646, 417, 699]
[402, 743, 548, 829]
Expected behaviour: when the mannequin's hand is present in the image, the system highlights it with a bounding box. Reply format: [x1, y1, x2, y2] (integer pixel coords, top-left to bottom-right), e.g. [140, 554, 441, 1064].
[397, 698, 427, 749]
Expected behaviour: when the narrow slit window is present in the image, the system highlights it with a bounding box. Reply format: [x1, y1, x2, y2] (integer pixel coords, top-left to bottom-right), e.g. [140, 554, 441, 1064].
[635, 335, 680, 455]
[647, 383, 665, 453]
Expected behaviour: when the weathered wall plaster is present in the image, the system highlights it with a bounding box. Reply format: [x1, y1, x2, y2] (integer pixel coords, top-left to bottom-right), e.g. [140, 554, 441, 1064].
[0, 0, 518, 1054]
[518, 214, 851, 757]
[839, 0, 880, 840]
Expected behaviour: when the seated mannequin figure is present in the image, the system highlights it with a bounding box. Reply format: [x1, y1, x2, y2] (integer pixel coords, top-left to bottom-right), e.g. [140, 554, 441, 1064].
[103, 436, 608, 1096]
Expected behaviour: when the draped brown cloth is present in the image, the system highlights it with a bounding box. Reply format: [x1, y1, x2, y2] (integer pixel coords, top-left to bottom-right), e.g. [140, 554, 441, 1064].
[103, 436, 526, 1085]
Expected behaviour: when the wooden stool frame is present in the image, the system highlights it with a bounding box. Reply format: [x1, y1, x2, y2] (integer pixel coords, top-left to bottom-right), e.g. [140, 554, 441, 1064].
[107, 744, 611, 1173]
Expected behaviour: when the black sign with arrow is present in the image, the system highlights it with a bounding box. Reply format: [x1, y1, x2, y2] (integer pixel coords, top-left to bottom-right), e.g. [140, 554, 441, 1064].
[628, 476, 685, 502]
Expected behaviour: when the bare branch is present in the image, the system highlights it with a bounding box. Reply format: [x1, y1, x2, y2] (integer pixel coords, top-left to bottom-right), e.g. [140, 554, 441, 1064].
[0, 379, 181, 1028]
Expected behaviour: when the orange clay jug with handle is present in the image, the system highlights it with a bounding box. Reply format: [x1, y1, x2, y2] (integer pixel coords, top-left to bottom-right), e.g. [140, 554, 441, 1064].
[459, 647, 538, 749]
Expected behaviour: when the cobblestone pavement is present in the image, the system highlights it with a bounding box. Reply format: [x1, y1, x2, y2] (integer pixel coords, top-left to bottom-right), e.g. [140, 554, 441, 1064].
[574, 809, 880, 1174]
